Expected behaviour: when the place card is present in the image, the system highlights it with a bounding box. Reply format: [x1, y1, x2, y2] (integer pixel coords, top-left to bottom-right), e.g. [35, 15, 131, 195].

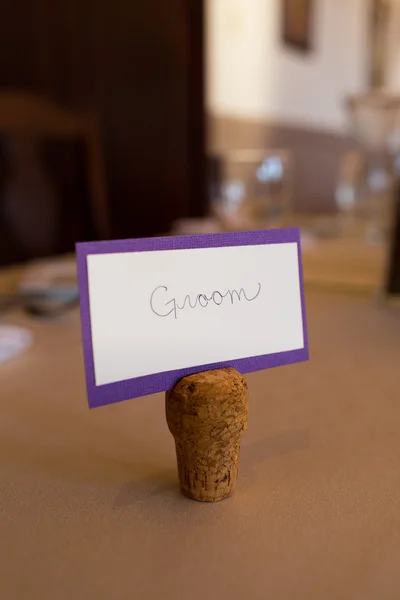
[76, 229, 308, 408]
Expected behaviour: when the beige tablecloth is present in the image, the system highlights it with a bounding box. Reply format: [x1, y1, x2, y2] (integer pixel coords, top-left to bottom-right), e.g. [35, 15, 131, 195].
[1, 292, 400, 600]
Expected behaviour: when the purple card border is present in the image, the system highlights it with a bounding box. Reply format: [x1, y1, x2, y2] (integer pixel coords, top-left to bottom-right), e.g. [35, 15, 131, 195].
[76, 228, 309, 408]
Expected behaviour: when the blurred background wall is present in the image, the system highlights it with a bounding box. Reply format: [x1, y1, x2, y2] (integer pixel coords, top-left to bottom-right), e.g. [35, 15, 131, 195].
[207, 0, 368, 130]
[207, 0, 370, 212]
[386, 0, 400, 89]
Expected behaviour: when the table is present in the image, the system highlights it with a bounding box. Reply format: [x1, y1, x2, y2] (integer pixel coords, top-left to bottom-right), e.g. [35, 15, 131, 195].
[302, 235, 386, 295]
[1, 290, 400, 599]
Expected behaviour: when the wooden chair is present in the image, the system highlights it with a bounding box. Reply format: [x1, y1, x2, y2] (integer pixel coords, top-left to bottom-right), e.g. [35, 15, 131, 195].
[0, 90, 110, 266]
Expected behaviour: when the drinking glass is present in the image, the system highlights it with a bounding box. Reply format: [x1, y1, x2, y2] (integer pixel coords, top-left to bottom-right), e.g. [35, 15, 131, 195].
[341, 92, 400, 243]
[210, 150, 293, 231]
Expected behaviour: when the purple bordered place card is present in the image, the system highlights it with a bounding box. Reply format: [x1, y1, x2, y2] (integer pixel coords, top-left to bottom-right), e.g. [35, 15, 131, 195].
[76, 229, 309, 408]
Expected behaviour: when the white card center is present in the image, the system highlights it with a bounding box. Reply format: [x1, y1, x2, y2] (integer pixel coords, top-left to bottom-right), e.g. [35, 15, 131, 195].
[87, 242, 304, 386]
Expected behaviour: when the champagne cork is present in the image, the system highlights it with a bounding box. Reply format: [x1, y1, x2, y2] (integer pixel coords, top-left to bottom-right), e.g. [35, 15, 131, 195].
[165, 367, 248, 502]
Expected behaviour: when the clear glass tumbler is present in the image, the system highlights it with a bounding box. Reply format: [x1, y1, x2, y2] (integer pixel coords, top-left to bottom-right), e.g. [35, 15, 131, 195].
[210, 150, 293, 231]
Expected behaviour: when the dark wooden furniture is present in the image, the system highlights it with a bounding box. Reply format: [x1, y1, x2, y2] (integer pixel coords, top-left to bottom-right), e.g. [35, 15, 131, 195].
[0, 0, 206, 253]
[0, 91, 109, 266]
[386, 186, 400, 295]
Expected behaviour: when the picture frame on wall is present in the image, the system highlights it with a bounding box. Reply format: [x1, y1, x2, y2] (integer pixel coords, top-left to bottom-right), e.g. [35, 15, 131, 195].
[282, 0, 314, 53]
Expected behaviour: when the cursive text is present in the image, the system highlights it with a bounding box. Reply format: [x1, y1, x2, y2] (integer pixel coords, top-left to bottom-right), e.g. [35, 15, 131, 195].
[150, 283, 262, 320]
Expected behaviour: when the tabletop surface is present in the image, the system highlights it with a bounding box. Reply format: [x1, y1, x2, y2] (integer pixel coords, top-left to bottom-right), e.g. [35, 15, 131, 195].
[1, 291, 400, 600]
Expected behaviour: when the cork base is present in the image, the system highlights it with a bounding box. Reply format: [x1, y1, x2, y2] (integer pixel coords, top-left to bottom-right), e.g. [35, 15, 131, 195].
[175, 446, 240, 502]
[166, 368, 248, 502]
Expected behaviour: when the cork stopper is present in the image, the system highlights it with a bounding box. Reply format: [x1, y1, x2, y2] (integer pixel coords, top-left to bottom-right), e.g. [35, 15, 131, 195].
[165, 368, 248, 502]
